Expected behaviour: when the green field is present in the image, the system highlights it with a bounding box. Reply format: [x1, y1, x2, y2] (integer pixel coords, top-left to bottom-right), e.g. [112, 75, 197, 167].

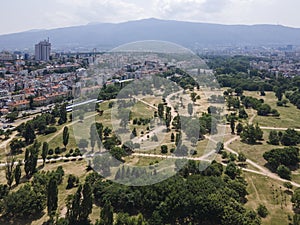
[244, 91, 300, 128]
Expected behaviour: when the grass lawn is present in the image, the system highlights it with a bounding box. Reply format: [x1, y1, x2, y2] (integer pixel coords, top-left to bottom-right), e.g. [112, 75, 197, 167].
[228, 130, 283, 167]
[244, 91, 300, 128]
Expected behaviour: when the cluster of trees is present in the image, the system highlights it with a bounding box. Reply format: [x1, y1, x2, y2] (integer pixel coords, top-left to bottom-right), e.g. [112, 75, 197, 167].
[240, 95, 279, 117]
[14, 105, 69, 151]
[206, 55, 300, 111]
[86, 160, 261, 225]
[268, 129, 300, 146]
[0, 166, 64, 219]
[263, 147, 299, 179]
[240, 124, 263, 144]
[98, 84, 123, 100]
[168, 68, 198, 90]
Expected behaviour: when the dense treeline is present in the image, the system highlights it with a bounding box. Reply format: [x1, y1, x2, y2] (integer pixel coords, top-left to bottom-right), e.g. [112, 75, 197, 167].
[263, 147, 299, 179]
[0, 157, 263, 225]
[205, 56, 300, 109]
[86, 160, 261, 225]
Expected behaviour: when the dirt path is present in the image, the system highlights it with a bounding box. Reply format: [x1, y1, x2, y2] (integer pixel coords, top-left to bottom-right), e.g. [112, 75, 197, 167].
[224, 135, 300, 187]
[248, 175, 261, 201]
[249, 108, 256, 125]
[132, 91, 182, 145]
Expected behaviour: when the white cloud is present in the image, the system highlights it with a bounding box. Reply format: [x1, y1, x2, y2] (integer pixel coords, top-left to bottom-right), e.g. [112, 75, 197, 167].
[0, 0, 299, 35]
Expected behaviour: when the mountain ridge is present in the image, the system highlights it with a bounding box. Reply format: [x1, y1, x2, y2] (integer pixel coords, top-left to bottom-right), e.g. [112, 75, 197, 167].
[0, 18, 299, 51]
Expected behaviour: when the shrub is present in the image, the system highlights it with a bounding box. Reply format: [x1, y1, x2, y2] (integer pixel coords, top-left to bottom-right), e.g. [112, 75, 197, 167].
[257, 204, 268, 218]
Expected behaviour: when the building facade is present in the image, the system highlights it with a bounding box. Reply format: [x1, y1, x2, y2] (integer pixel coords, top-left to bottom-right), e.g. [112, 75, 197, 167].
[35, 39, 51, 61]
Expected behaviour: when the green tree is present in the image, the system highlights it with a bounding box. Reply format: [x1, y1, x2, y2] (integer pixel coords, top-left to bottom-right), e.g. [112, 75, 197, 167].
[99, 201, 114, 225]
[268, 130, 280, 145]
[67, 185, 82, 224]
[241, 124, 263, 144]
[9, 139, 25, 155]
[165, 106, 172, 131]
[188, 103, 193, 116]
[225, 162, 240, 179]
[41, 142, 49, 166]
[24, 141, 40, 178]
[283, 182, 293, 191]
[66, 174, 79, 189]
[14, 162, 22, 186]
[158, 103, 164, 118]
[238, 152, 247, 162]
[277, 165, 291, 180]
[281, 129, 300, 146]
[257, 104, 271, 116]
[161, 145, 168, 154]
[230, 117, 235, 134]
[58, 103, 67, 125]
[257, 204, 268, 218]
[235, 87, 243, 96]
[23, 123, 36, 144]
[63, 126, 69, 149]
[236, 123, 243, 135]
[131, 127, 137, 139]
[3, 184, 45, 218]
[5, 157, 15, 188]
[5, 111, 19, 122]
[292, 188, 300, 209]
[47, 178, 58, 218]
[171, 133, 175, 142]
[79, 182, 93, 223]
[103, 127, 112, 139]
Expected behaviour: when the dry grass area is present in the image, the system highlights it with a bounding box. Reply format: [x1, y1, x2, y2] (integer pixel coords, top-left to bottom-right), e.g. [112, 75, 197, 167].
[228, 130, 280, 167]
[243, 172, 294, 225]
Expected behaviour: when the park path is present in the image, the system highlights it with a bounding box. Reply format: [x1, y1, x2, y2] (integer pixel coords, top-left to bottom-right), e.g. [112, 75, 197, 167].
[132, 90, 182, 145]
[249, 108, 256, 125]
[224, 135, 300, 187]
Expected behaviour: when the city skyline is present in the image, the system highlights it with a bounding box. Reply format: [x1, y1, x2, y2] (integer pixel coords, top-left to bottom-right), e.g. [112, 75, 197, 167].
[0, 0, 299, 35]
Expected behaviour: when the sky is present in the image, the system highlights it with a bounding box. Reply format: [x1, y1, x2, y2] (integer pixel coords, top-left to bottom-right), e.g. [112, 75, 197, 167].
[0, 0, 299, 35]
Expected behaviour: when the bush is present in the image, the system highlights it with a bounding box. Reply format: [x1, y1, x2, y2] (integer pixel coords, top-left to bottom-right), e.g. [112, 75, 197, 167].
[55, 147, 61, 155]
[66, 174, 79, 189]
[257, 204, 268, 218]
[161, 145, 168, 154]
[277, 101, 283, 107]
[48, 149, 54, 155]
[277, 165, 291, 180]
[44, 126, 57, 135]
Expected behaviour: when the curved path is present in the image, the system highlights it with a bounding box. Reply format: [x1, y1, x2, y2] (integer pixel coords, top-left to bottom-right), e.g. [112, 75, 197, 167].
[224, 135, 300, 187]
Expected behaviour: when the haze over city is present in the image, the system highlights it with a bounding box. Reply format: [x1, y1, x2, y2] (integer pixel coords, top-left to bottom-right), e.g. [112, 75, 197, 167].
[1, 0, 300, 35]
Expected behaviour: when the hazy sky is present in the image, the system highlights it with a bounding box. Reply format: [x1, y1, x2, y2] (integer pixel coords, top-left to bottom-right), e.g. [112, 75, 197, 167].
[0, 0, 299, 35]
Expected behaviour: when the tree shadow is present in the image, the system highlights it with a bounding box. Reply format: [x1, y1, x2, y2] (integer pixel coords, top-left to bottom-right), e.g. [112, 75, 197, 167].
[284, 189, 293, 195]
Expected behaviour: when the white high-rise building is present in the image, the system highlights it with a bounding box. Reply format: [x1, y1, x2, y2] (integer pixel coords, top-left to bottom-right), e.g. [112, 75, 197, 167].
[35, 39, 51, 61]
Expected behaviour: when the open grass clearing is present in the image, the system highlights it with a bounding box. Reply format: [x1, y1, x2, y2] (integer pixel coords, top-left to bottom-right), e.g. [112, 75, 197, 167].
[244, 91, 300, 128]
[243, 171, 293, 225]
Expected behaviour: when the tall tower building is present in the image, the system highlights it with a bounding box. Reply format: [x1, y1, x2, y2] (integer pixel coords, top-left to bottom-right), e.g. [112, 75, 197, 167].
[35, 39, 51, 61]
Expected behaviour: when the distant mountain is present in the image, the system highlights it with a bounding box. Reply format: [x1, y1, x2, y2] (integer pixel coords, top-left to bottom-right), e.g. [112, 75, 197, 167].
[0, 18, 300, 51]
